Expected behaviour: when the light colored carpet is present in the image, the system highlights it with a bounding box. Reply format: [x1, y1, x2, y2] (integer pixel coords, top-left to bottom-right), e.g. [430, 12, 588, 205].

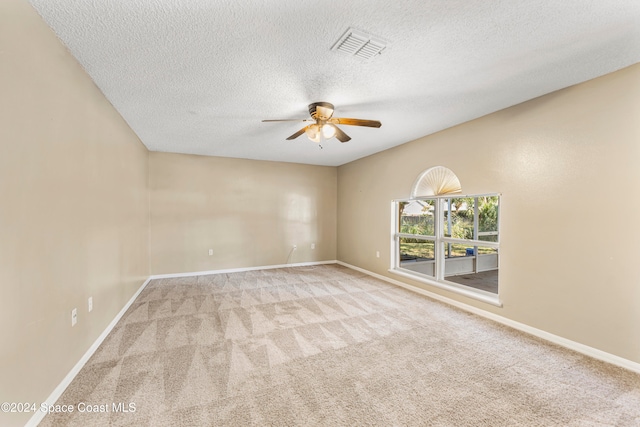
[41, 265, 640, 426]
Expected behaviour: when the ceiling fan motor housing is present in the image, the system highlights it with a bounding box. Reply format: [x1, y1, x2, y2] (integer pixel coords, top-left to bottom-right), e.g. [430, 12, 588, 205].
[309, 102, 335, 121]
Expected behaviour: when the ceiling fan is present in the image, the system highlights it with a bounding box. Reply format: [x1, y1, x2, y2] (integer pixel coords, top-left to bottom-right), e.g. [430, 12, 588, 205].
[263, 102, 381, 143]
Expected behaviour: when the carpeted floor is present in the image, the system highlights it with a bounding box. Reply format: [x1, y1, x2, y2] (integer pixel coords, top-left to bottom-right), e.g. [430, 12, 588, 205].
[41, 265, 640, 426]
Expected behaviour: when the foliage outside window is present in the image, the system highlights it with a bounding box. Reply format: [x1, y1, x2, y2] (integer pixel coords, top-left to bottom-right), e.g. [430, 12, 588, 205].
[393, 194, 500, 296]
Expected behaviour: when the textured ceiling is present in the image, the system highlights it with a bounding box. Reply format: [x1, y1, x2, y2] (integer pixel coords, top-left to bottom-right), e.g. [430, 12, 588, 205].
[29, 0, 640, 166]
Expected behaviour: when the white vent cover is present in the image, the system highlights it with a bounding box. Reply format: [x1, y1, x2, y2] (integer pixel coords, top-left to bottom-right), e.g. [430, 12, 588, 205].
[331, 28, 386, 60]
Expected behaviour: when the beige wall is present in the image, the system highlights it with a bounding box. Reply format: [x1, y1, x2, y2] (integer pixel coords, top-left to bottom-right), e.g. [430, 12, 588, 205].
[0, 1, 149, 425]
[1, 3, 638, 424]
[338, 63, 640, 364]
[149, 153, 337, 275]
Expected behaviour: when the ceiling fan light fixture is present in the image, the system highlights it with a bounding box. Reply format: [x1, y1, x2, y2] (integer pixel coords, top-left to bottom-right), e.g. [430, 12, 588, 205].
[264, 101, 381, 144]
[305, 124, 321, 143]
[322, 124, 337, 139]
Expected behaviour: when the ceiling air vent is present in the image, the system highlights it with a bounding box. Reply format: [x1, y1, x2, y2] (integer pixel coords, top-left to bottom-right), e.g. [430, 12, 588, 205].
[331, 28, 386, 60]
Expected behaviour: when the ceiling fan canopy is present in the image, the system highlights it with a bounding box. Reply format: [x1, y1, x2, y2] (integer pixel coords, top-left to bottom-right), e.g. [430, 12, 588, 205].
[263, 102, 381, 144]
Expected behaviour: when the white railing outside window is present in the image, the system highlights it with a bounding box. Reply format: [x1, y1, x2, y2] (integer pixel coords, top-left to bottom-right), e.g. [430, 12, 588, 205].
[390, 193, 501, 306]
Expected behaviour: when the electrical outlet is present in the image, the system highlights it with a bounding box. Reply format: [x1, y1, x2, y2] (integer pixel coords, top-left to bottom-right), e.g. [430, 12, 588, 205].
[208, 249, 213, 256]
[293, 245, 297, 250]
[88, 297, 93, 312]
[376, 251, 380, 258]
[71, 308, 77, 326]
[311, 243, 315, 250]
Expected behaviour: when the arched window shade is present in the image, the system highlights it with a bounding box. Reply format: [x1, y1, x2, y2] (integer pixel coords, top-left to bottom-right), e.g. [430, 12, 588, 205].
[411, 166, 462, 197]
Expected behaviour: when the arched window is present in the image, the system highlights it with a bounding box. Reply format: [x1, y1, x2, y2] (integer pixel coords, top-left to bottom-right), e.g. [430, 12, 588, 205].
[411, 166, 461, 197]
[391, 167, 501, 306]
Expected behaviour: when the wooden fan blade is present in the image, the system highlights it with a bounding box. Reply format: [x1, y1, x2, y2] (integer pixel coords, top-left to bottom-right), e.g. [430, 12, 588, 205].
[333, 125, 351, 143]
[329, 118, 381, 128]
[286, 126, 308, 140]
[262, 119, 309, 122]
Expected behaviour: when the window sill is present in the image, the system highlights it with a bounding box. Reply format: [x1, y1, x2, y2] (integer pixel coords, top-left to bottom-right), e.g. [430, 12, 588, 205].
[388, 268, 503, 307]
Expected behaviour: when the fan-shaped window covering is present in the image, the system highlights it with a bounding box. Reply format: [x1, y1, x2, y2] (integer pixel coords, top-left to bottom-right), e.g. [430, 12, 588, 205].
[411, 166, 461, 198]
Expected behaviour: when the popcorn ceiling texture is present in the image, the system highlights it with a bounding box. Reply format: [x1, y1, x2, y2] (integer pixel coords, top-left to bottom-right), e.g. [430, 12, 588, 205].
[29, 0, 640, 166]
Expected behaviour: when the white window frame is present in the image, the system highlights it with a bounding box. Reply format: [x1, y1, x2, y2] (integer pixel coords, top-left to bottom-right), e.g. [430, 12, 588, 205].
[389, 193, 502, 307]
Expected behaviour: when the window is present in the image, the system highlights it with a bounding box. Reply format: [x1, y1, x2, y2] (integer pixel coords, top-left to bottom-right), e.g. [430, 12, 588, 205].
[391, 194, 501, 305]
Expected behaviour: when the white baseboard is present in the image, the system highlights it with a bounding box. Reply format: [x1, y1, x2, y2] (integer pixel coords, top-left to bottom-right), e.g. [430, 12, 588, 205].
[337, 261, 640, 374]
[27, 259, 638, 427]
[149, 260, 338, 279]
[26, 277, 152, 427]
[27, 259, 337, 425]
